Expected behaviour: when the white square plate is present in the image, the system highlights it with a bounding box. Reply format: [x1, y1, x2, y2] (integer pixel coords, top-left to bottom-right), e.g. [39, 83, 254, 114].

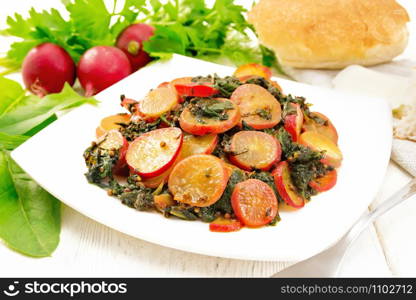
[12, 55, 392, 261]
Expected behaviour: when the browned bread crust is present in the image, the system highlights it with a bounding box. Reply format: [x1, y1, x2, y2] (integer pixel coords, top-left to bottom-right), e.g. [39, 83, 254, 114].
[248, 0, 410, 69]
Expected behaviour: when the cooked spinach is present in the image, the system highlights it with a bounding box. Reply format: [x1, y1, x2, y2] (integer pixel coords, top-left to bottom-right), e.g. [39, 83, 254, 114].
[217, 169, 247, 213]
[245, 76, 283, 100]
[119, 188, 155, 211]
[255, 108, 272, 120]
[271, 127, 331, 200]
[269, 213, 281, 226]
[197, 206, 218, 222]
[212, 132, 232, 158]
[211, 75, 243, 98]
[119, 119, 160, 141]
[167, 206, 198, 221]
[83, 142, 119, 184]
[189, 98, 234, 123]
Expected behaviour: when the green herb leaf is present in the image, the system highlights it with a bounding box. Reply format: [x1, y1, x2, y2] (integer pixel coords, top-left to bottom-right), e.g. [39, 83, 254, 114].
[0, 80, 98, 135]
[1, 0, 289, 76]
[0, 150, 61, 257]
[189, 98, 234, 122]
[64, 0, 113, 45]
[0, 133, 29, 150]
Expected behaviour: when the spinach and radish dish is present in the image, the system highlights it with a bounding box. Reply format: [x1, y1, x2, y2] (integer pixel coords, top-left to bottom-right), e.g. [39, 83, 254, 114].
[83, 64, 343, 232]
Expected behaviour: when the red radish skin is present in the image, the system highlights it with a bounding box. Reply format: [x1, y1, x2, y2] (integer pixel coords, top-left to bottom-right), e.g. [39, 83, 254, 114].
[284, 103, 304, 142]
[126, 127, 183, 178]
[209, 218, 243, 232]
[309, 170, 337, 192]
[116, 23, 154, 71]
[78, 46, 132, 96]
[272, 161, 305, 208]
[98, 130, 129, 173]
[174, 83, 219, 97]
[231, 179, 278, 227]
[229, 131, 281, 171]
[22, 43, 75, 97]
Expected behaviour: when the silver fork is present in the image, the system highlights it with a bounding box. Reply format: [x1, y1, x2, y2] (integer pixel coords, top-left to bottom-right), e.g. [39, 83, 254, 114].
[272, 177, 416, 277]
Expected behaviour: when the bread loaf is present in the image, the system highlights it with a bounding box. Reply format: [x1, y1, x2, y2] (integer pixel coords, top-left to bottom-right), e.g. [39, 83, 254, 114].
[248, 0, 410, 69]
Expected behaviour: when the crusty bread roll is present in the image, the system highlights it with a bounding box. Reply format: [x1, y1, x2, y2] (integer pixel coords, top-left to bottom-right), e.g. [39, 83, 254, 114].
[248, 0, 410, 69]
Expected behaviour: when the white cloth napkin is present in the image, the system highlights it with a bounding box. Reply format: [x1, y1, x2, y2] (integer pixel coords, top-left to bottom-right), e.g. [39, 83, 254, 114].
[287, 60, 416, 176]
[392, 139, 416, 176]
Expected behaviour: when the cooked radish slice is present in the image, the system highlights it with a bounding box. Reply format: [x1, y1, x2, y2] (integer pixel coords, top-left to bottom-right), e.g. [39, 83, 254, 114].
[174, 84, 218, 98]
[126, 127, 183, 178]
[179, 98, 240, 135]
[138, 86, 178, 120]
[283, 103, 303, 142]
[181, 134, 218, 158]
[231, 179, 278, 227]
[120, 97, 138, 108]
[96, 113, 131, 138]
[309, 170, 337, 192]
[303, 112, 339, 144]
[141, 171, 168, 188]
[229, 131, 281, 171]
[170, 76, 213, 87]
[209, 217, 243, 232]
[141, 151, 184, 188]
[157, 81, 170, 88]
[231, 84, 281, 129]
[154, 194, 175, 211]
[173, 79, 219, 97]
[170, 77, 215, 101]
[233, 63, 272, 80]
[272, 161, 305, 208]
[299, 132, 342, 168]
[98, 129, 129, 172]
[168, 154, 228, 207]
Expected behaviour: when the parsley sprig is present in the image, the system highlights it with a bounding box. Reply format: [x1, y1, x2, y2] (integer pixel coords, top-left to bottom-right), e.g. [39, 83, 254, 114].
[0, 0, 286, 75]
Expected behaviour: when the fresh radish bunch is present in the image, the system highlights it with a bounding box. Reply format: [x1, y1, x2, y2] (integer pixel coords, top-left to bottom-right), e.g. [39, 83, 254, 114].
[77, 46, 132, 96]
[22, 43, 76, 97]
[116, 23, 154, 71]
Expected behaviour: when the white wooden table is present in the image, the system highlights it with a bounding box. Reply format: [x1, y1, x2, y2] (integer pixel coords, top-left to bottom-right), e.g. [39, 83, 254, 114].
[0, 0, 415, 277]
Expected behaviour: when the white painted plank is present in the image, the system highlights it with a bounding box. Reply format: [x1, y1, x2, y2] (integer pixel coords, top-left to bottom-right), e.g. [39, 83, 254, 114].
[371, 162, 416, 276]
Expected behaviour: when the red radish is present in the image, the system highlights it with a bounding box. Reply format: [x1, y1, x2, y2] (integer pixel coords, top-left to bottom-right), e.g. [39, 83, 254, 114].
[284, 103, 304, 142]
[230, 84, 281, 130]
[22, 43, 75, 97]
[229, 130, 281, 171]
[309, 170, 337, 192]
[96, 113, 131, 138]
[233, 63, 272, 80]
[174, 83, 219, 97]
[126, 127, 183, 178]
[77, 46, 131, 96]
[272, 161, 305, 208]
[209, 217, 243, 232]
[231, 179, 278, 227]
[168, 154, 228, 207]
[170, 77, 214, 102]
[181, 134, 218, 158]
[179, 98, 241, 136]
[299, 131, 343, 168]
[116, 23, 154, 71]
[138, 86, 179, 120]
[98, 129, 129, 173]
